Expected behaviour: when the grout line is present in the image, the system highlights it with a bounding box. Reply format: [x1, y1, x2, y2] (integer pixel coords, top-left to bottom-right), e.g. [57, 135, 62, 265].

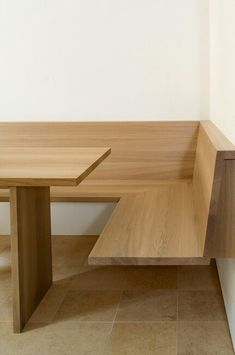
[111, 290, 123, 330]
[101, 289, 123, 353]
[15, 320, 233, 325]
[109, 320, 178, 324]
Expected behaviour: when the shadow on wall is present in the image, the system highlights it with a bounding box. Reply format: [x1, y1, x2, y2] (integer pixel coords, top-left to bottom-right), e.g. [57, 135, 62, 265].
[51, 202, 117, 235]
[0, 202, 117, 236]
[0, 203, 10, 235]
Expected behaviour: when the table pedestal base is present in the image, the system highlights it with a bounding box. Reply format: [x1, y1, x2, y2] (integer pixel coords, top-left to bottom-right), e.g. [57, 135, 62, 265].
[10, 186, 52, 333]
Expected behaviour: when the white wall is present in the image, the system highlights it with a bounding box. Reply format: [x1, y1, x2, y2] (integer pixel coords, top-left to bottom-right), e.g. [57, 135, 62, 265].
[0, 202, 116, 235]
[0, 0, 209, 120]
[51, 202, 116, 235]
[209, 0, 235, 349]
[210, 0, 235, 139]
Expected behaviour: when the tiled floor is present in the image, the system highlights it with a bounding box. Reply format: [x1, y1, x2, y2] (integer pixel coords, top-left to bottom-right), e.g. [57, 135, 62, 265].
[0, 235, 234, 355]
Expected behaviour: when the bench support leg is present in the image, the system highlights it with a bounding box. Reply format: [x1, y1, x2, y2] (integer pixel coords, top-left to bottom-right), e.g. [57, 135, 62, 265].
[10, 186, 52, 333]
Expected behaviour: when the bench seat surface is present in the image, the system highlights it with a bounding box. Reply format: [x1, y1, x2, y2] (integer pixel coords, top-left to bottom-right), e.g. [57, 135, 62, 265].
[89, 181, 210, 265]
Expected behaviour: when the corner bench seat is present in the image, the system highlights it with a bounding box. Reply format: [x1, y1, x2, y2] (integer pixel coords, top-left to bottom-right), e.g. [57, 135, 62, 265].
[0, 179, 211, 265]
[0, 120, 235, 266]
[89, 181, 210, 265]
[89, 121, 235, 265]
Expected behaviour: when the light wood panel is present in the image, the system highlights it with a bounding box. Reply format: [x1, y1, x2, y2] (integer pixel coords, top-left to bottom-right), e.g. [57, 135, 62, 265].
[0, 147, 110, 186]
[192, 123, 222, 250]
[50, 179, 189, 201]
[10, 187, 52, 333]
[88, 182, 208, 265]
[0, 121, 199, 180]
[1, 120, 235, 264]
[204, 159, 235, 257]
[201, 120, 235, 157]
[1, 144, 111, 333]
[88, 121, 235, 264]
[193, 121, 235, 256]
[0, 179, 191, 202]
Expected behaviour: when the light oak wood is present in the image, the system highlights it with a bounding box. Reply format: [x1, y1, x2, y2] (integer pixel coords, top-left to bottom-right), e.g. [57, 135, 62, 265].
[204, 159, 235, 257]
[0, 121, 199, 180]
[0, 179, 191, 202]
[0, 120, 198, 204]
[1, 145, 111, 333]
[193, 121, 235, 257]
[0, 147, 111, 186]
[10, 187, 52, 333]
[192, 123, 223, 250]
[200, 120, 235, 157]
[89, 120, 235, 264]
[89, 182, 207, 265]
[50, 179, 191, 201]
[1, 120, 235, 270]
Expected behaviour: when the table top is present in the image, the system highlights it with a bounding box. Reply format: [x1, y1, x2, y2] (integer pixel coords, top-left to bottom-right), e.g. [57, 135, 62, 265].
[0, 147, 111, 187]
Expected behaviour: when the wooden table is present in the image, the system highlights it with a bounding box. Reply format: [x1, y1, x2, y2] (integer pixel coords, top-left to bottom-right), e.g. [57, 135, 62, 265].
[0, 147, 110, 332]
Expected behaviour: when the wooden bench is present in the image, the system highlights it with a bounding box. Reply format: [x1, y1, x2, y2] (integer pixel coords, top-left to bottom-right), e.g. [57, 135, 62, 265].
[0, 120, 235, 265]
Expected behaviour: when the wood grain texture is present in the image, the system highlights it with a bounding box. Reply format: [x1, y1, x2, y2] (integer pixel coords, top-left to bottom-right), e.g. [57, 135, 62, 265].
[10, 187, 52, 333]
[88, 120, 235, 263]
[192, 123, 221, 250]
[201, 120, 235, 157]
[204, 160, 235, 257]
[0, 179, 191, 202]
[193, 121, 235, 256]
[0, 121, 199, 180]
[50, 179, 190, 202]
[89, 182, 206, 265]
[0, 147, 111, 187]
[1, 120, 235, 262]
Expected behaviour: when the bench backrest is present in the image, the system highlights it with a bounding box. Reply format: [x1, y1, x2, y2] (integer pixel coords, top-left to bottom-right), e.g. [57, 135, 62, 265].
[0, 121, 198, 180]
[193, 121, 235, 256]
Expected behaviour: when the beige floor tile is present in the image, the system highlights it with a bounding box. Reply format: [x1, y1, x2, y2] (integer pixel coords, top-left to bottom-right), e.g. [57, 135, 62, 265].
[178, 321, 234, 355]
[0, 321, 112, 355]
[0, 322, 50, 355]
[29, 286, 68, 323]
[54, 290, 121, 322]
[76, 264, 178, 291]
[52, 236, 95, 266]
[0, 245, 11, 267]
[123, 266, 178, 290]
[104, 322, 177, 355]
[0, 236, 10, 253]
[116, 290, 177, 321]
[53, 263, 81, 288]
[42, 321, 112, 355]
[79, 258, 97, 271]
[178, 290, 226, 321]
[0, 265, 11, 289]
[70, 265, 127, 291]
[0, 237, 232, 354]
[155, 322, 177, 355]
[178, 261, 220, 290]
[0, 247, 12, 290]
[0, 288, 12, 321]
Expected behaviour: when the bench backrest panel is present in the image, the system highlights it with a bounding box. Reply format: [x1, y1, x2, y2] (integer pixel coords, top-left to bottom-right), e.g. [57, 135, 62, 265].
[0, 121, 199, 180]
[193, 122, 221, 250]
[211, 159, 235, 257]
[193, 121, 235, 256]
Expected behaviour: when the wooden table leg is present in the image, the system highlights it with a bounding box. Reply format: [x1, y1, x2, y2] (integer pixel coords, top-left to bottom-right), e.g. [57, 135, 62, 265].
[10, 186, 52, 333]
